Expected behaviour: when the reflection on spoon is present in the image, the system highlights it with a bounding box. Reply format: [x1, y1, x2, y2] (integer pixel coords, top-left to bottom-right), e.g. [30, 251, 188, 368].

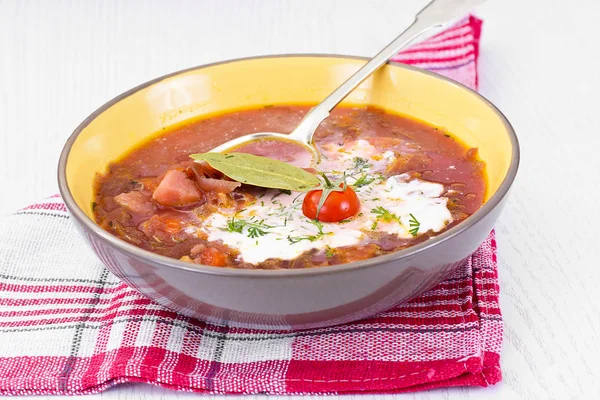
[226, 137, 316, 169]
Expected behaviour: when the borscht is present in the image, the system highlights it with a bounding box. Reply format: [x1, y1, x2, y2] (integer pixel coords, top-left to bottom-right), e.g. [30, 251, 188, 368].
[93, 105, 485, 269]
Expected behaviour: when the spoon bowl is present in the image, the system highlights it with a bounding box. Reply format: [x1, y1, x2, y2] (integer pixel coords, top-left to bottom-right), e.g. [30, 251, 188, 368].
[210, 132, 319, 169]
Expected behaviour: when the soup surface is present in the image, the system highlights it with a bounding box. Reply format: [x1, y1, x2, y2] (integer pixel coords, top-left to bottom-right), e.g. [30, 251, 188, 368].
[93, 105, 485, 269]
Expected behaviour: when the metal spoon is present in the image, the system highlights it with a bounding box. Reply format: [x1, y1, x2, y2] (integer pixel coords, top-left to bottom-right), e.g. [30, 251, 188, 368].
[211, 0, 486, 166]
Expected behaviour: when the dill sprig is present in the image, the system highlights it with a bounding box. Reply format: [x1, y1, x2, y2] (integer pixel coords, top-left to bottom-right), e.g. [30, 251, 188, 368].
[248, 225, 268, 238]
[287, 219, 329, 244]
[370, 206, 400, 231]
[408, 213, 420, 237]
[287, 235, 314, 244]
[226, 215, 272, 238]
[352, 174, 375, 188]
[310, 219, 325, 235]
[371, 206, 398, 222]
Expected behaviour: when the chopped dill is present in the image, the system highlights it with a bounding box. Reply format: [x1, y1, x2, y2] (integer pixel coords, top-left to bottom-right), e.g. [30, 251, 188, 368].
[247, 224, 266, 238]
[287, 219, 329, 244]
[310, 219, 325, 235]
[293, 193, 304, 203]
[370, 206, 402, 231]
[353, 157, 369, 170]
[226, 216, 244, 233]
[287, 235, 314, 244]
[352, 174, 375, 188]
[247, 225, 268, 238]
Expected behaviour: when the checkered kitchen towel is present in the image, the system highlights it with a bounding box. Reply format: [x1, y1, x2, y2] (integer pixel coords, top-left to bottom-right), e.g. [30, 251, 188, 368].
[0, 16, 502, 395]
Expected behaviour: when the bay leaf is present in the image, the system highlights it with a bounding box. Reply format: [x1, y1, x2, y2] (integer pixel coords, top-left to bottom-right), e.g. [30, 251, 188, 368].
[190, 152, 320, 192]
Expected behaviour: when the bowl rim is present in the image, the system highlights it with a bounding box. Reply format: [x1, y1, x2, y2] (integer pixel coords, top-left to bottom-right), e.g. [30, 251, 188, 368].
[58, 54, 520, 278]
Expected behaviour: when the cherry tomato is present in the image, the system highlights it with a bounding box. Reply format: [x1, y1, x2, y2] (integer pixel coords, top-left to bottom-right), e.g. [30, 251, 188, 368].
[302, 185, 360, 222]
[200, 247, 227, 267]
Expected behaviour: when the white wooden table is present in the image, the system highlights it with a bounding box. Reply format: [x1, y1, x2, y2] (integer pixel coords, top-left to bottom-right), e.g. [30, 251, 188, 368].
[1, 0, 599, 399]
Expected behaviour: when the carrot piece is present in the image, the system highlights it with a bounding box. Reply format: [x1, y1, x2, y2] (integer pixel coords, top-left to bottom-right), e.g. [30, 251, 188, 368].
[200, 247, 227, 267]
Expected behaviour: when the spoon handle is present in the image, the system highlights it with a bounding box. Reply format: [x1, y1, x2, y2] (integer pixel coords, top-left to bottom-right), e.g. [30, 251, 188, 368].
[289, 0, 486, 145]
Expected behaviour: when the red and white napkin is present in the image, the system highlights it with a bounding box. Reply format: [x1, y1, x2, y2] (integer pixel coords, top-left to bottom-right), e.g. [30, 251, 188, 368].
[0, 16, 502, 395]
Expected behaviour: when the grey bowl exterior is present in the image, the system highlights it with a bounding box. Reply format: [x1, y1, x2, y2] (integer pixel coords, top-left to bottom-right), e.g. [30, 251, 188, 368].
[58, 55, 519, 331]
[70, 194, 507, 330]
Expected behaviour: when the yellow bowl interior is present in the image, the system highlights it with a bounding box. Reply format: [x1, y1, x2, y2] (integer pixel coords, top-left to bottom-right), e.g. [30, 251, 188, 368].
[66, 56, 513, 218]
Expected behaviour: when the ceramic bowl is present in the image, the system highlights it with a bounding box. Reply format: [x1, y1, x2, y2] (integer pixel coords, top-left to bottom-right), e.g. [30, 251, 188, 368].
[58, 55, 519, 330]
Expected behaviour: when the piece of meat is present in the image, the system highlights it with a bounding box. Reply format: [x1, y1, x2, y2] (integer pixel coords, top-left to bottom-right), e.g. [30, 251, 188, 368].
[195, 177, 241, 193]
[152, 170, 204, 207]
[153, 161, 204, 184]
[114, 191, 155, 215]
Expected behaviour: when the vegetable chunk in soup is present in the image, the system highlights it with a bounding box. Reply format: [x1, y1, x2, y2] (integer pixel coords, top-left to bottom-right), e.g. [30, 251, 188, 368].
[93, 105, 485, 269]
